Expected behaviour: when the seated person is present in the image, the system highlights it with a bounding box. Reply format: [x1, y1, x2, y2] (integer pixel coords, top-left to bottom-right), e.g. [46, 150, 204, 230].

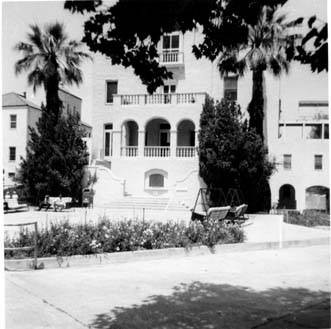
[54, 195, 66, 212]
[38, 195, 51, 211]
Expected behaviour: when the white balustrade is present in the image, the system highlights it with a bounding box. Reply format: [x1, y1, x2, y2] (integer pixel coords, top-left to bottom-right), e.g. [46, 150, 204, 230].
[121, 146, 138, 157]
[176, 147, 197, 157]
[144, 147, 170, 157]
[121, 95, 140, 105]
[160, 51, 184, 64]
[116, 92, 206, 106]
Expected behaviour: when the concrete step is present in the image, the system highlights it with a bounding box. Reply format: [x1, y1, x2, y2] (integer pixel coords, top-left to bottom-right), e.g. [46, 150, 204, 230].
[97, 196, 190, 211]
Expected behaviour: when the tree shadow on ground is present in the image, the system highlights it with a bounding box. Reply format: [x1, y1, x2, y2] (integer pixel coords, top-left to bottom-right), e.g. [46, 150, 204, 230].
[90, 282, 330, 329]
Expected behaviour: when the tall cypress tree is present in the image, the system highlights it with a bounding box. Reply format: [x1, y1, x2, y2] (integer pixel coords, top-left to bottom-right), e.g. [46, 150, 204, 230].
[199, 96, 274, 212]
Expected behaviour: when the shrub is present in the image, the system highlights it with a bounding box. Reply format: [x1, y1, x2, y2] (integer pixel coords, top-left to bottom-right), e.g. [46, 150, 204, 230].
[4, 218, 245, 259]
[285, 210, 330, 227]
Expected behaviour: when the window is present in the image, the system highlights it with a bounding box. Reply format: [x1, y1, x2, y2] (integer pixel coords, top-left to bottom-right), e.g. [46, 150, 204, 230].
[162, 34, 179, 51]
[324, 124, 329, 139]
[163, 85, 176, 94]
[304, 124, 322, 139]
[283, 154, 292, 170]
[163, 85, 176, 103]
[285, 124, 303, 139]
[314, 155, 323, 170]
[149, 174, 164, 187]
[224, 76, 238, 101]
[104, 123, 113, 157]
[106, 81, 118, 103]
[8, 172, 15, 179]
[9, 147, 16, 161]
[10, 115, 17, 129]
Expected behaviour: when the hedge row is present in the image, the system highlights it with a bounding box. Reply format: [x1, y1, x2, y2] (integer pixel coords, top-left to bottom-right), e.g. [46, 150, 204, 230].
[285, 210, 330, 227]
[4, 218, 245, 259]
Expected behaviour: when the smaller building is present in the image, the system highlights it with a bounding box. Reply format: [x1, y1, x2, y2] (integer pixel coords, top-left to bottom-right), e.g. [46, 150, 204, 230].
[2, 90, 92, 187]
[269, 100, 329, 212]
[2, 92, 41, 186]
[59, 88, 82, 118]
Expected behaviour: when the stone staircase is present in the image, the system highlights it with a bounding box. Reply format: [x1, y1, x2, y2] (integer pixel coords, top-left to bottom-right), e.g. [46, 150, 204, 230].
[97, 196, 190, 212]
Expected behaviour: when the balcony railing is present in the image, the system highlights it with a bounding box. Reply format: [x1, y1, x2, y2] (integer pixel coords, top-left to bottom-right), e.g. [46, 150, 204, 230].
[159, 51, 184, 65]
[116, 92, 206, 106]
[176, 146, 197, 157]
[144, 147, 170, 157]
[121, 146, 138, 157]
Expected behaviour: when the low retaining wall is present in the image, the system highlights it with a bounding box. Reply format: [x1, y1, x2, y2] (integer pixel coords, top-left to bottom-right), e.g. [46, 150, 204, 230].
[5, 237, 329, 271]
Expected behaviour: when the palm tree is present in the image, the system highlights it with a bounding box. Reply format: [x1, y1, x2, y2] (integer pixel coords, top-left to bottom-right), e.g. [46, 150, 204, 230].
[217, 6, 299, 139]
[15, 22, 91, 119]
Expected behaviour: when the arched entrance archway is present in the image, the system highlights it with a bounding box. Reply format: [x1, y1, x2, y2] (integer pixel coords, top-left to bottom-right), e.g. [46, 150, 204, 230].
[145, 118, 171, 157]
[121, 120, 138, 156]
[305, 186, 329, 213]
[176, 119, 196, 157]
[279, 184, 296, 209]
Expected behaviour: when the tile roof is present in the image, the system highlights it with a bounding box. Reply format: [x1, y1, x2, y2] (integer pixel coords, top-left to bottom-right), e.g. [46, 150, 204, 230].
[2, 92, 40, 110]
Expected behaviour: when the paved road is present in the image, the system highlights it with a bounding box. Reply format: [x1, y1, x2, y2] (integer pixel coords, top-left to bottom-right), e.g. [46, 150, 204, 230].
[5, 245, 330, 329]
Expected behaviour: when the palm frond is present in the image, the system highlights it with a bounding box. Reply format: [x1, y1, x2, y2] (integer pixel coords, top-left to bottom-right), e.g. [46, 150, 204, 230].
[27, 24, 44, 51]
[15, 21, 93, 94]
[27, 68, 45, 92]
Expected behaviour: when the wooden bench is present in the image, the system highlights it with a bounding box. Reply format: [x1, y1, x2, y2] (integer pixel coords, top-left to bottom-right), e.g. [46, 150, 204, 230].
[191, 206, 231, 222]
[38, 197, 72, 211]
[226, 204, 249, 225]
[4, 198, 29, 213]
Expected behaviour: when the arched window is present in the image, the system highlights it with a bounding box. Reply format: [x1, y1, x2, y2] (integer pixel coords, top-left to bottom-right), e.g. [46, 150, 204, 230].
[149, 174, 164, 188]
[145, 169, 168, 190]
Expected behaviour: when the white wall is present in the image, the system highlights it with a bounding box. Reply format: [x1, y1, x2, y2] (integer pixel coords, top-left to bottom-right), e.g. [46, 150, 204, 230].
[90, 24, 328, 210]
[3, 107, 28, 184]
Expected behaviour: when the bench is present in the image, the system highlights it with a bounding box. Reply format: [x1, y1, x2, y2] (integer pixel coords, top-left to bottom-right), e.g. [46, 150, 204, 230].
[38, 197, 72, 211]
[191, 206, 231, 222]
[4, 198, 29, 213]
[226, 204, 249, 225]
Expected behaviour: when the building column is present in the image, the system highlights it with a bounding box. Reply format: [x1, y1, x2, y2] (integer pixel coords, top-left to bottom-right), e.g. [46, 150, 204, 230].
[138, 130, 145, 157]
[170, 130, 177, 157]
[195, 130, 199, 156]
[194, 130, 199, 147]
[112, 130, 121, 158]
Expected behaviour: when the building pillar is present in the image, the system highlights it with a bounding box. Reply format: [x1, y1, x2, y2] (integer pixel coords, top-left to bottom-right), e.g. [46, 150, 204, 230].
[138, 130, 145, 157]
[112, 130, 121, 158]
[296, 183, 306, 212]
[194, 130, 199, 147]
[170, 130, 177, 157]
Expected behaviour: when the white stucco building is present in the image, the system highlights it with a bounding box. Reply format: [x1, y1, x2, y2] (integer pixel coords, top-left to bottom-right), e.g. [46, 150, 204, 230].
[269, 99, 329, 212]
[2, 92, 41, 186]
[2, 90, 92, 187]
[89, 28, 329, 211]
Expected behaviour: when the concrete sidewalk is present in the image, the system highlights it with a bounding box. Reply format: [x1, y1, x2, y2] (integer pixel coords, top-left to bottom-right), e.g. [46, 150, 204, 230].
[245, 214, 330, 243]
[5, 245, 330, 329]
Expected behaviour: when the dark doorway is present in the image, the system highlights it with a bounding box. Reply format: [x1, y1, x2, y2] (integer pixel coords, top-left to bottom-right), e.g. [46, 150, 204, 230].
[279, 184, 296, 209]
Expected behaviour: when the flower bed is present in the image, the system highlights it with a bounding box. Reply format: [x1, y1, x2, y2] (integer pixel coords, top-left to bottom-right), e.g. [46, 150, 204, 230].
[4, 218, 245, 259]
[284, 210, 330, 227]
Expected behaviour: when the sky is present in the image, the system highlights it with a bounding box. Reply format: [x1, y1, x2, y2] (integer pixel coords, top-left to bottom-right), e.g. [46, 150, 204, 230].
[1, 0, 329, 125]
[2, 0, 93, 123]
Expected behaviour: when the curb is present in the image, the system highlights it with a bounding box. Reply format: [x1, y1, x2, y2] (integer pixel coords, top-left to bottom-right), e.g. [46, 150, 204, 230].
[5, 237, 329, 271]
